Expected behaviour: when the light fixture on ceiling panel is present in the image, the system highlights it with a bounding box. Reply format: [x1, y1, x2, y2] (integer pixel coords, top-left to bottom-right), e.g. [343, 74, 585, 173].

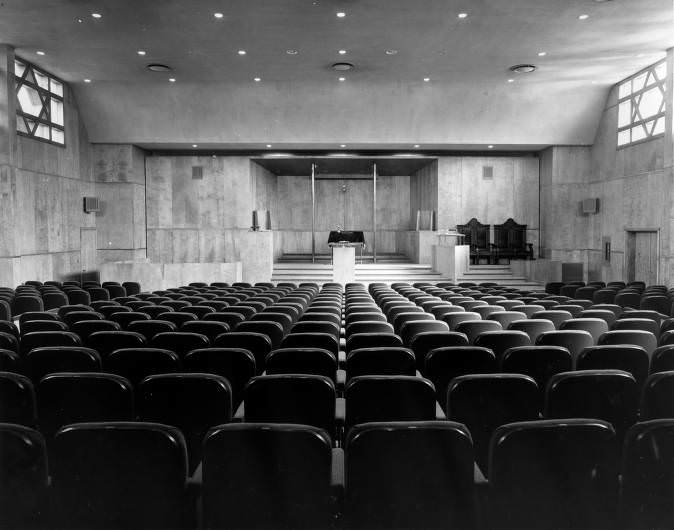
[147, 64, 173, 72]
[509, 64, 537, 74]
[332, 62, 354, 71]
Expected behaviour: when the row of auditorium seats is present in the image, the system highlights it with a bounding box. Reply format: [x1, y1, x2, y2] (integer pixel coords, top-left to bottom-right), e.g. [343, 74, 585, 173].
[0, 278, 672, 528]
[545, 280, 674, 315]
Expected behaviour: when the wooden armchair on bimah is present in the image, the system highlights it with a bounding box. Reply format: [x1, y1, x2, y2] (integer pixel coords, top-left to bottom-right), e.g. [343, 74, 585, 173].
[456, 218, 493, 265]
[491, 218, 534, 263]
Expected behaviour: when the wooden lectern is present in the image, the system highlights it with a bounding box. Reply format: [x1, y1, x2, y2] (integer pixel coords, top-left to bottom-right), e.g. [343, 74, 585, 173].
[328, 231, 365, 284]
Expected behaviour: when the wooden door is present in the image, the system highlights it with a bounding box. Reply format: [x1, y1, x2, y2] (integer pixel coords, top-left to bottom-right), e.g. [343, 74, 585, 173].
[626, 230, 658, 284]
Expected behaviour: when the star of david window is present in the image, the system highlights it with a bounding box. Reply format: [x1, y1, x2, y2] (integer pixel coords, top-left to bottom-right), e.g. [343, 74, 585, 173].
[617, 59, 666, 148]
[14, 59, 65, 146]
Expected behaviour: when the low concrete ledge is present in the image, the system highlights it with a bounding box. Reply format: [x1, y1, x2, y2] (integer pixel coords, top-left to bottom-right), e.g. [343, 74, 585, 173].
[99, 261, 243, 292]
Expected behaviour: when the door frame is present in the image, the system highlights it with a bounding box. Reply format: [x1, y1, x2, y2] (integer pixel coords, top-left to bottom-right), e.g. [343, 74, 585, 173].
[623, 227, 660, 284]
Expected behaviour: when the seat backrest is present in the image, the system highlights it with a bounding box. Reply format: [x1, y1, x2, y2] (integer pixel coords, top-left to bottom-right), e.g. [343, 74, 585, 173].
[408, 331, 469, 369]
[20, 331, 83, 356]
[455, 320, 503, 343]
[640, 372, 674, 420]
[345, 421, 477, 530]
[473, 330, 532, 361]
[213, 331, 272, 374]
[598, 329, 657, 356]
[545, 370, 639, 438]
[183, 348, 255, 408]
[203, 423, 333, 530]
[489, 419, 618, 530]
[577, 345, 649, 386]
[37, 373, 134, 439]
[105, 347, 181, 387]
[345, 376, 437, 431]
[651, 345, 674, 374]
[535, 330, 595, 362]
[447, 373, 539, 473]
[244, 374, 336, 438]
[559, 317, 609, 342]
[500, 346, 573, 394]
[0, 372, 36, 426]
[621, 419, 674, 530]
[280, 332, 339, 357]
[51, 422, 188, 529]
[25, 346, 101, 382]
[0, 424, 48, 528]
[345, 332, 403, 353]
[88, 331, 147, 357]
[346, 347, 416, 379]
[149, 331, 211, 358]
[265, 348, 337, 382]
[139, 373, 232, 472]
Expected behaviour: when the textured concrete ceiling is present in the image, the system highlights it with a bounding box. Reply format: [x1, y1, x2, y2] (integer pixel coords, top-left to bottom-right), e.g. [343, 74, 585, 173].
[2, 0, 672, 148]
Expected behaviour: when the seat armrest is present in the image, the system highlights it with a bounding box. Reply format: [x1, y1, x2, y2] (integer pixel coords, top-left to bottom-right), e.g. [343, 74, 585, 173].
[336, 369, 346, 390]
[338, 350, 346, 366]
[234, 402, 245, 421]
[335, 398, 345, 426]
[331, 447, 345, 508]
[435, 401, 446, 420]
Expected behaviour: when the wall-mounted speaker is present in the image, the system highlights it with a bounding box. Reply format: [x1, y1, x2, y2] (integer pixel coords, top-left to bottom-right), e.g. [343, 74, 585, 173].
[582, 198, 599, 214]
[192, 166, 204, 180]
[83, 197, 100, 213]
[482, 166, 494, 180]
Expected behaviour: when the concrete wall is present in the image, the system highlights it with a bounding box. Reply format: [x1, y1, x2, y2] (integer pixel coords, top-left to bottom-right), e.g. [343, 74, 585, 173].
[437, 155, 541, 252]
[586, 58, 673, 283]
[539, 50, 674, 285]
[93, 144, 147, 263]
[145, 155, 273, 283]
[273, 174, 411, 255]
[0, 46, 96, 286]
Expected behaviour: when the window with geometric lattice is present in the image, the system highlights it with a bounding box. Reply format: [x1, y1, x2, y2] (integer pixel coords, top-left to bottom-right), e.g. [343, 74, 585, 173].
[617, 59, 666, 148]
[14, 59, 65, 146]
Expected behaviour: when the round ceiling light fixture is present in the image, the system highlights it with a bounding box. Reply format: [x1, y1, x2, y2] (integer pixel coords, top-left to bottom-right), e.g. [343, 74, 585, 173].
[147, 64, 173, 72]
[509, 64, 537, 74]
[332, 62, 354, 71]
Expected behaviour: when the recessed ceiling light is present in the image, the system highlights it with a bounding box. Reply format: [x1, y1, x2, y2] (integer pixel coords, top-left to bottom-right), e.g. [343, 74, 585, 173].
[192, 144, 198, 148]
[509, 64, 537, 74]
[254, 77, 261, 82]
[238, 50, 246, 55]
[578, 14, 589, 20]
[169, 78, 176, 83]
[458, 13, 468, 19]
[414, 144, 420, 148]
[487, 145, 494, 149]
[214, 12, 224, 18]
[338, 50, 347, 55]
[336, 12, 346, 18]
[84, 79, 91, 83]
[385, 49, 398, 55]
[338, 77, 346, 82]
[91, 13, 102, 19]
[423, 77, 430, 82]
[340, 144, 346, 148]
[76, 17, 84, 23]
[332, 62, 354, 71]
[147, 64, 172, 72]
[507, 78, 515, 83]
[537, 51, 547, 57]
[137, 50, 146, 56]
[266, 144, 272, 148]
[36, 51, 45, 56]
[286, 49, 299, 55]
